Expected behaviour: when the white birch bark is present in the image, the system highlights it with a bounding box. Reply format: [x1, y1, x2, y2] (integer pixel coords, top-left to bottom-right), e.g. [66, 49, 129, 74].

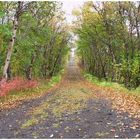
[3, 2, 23, 80]
[3, 18, 18, 80]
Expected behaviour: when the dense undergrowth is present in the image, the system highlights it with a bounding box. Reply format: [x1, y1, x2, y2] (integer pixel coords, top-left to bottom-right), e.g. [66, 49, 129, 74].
[0, 70, 64, 110]
[0, 77, 38, 97]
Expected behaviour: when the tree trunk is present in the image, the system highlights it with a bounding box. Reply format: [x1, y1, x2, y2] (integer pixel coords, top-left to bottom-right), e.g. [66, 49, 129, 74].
[25, 53, 36, 80]
[3, 18, 18, 80]
[2, 2, 23, 81]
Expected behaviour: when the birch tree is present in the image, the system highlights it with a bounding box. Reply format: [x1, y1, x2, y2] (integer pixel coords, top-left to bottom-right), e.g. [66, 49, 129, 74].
[3, 1, 24, 81]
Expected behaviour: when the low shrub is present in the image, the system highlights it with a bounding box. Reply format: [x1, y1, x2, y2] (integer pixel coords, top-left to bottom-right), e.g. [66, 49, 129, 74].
[0, 77, 38, 96]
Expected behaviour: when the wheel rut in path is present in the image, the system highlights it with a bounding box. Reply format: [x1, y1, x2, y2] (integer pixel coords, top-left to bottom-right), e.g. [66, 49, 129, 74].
[0, 51, 140, 138]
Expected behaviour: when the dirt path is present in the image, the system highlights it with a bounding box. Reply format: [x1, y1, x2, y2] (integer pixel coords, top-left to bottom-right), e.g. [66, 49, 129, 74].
[0, 51, 140, 138]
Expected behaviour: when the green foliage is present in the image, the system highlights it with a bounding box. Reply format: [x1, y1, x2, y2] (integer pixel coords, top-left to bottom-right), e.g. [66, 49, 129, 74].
[48, 74, 62, 87]
[75, 2, 140, 89]
[0, 1, 70, 79]
[0, 11, 4, 17]
[84, 73, 113, 87]
[84, 72, 140, 97]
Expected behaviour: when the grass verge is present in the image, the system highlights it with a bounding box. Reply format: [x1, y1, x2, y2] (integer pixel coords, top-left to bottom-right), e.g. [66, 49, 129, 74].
[84, 73, 140, 97]
[84, 72, 140, 119]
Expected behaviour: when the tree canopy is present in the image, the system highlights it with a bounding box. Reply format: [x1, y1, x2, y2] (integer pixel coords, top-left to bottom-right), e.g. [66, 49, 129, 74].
[0, 1, 70, 80]
[74, 1, 140, 88]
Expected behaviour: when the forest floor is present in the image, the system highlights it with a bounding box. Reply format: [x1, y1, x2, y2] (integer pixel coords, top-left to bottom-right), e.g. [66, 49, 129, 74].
[0, 54, 140, 138]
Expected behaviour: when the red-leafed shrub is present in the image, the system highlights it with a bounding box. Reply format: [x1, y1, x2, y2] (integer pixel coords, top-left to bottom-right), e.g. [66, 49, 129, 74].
[0, 77, 38, 97]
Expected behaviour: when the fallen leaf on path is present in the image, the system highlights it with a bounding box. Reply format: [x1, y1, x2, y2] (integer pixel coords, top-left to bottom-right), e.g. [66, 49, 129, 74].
[50, 134, 54, 138]
[135, 134, 140, 138]
[114, 135, 119, 138]
[110, 129, 115, 132]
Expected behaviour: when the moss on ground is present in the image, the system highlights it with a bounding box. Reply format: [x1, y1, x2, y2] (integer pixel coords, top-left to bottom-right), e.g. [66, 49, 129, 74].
[21, 117, 38, 128]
